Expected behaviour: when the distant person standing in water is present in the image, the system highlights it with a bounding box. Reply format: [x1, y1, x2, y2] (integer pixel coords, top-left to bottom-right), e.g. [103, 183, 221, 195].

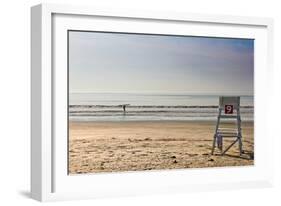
[122, 104, 129, 114]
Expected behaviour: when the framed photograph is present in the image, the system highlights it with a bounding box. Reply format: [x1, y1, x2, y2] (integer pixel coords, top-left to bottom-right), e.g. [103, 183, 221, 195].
[31, 3, 274, 201]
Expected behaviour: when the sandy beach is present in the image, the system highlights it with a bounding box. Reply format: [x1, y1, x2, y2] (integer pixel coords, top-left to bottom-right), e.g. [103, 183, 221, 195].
[68, 121, 254, 174]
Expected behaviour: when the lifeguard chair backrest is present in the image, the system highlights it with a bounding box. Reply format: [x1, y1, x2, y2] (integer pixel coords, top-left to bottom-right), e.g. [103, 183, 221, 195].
[219, 96, 240, 110]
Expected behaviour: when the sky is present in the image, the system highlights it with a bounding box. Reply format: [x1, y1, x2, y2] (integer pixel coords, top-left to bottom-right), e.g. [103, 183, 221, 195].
[69, 31, 254, 95]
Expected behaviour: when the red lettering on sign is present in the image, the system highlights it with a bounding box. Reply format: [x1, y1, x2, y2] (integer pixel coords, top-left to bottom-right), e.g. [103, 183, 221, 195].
[225, 105, 233, 114]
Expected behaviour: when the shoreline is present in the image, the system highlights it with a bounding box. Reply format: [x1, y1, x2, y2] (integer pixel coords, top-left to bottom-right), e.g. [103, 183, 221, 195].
[69, 119, 254, 123]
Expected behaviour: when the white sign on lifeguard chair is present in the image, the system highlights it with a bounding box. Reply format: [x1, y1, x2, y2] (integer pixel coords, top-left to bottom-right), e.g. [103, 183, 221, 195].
[211, 96, 243, 156]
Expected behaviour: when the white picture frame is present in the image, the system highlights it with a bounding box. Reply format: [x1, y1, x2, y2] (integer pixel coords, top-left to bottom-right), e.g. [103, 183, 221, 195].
[31, 3, 274, 202]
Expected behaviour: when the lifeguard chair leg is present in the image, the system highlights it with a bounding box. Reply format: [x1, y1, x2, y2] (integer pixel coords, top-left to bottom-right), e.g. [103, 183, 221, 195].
[237, 108, 243, 155]
[211, 134, 217, 155]
[238, 136, 243, 156]
[211, 108, 222, 155]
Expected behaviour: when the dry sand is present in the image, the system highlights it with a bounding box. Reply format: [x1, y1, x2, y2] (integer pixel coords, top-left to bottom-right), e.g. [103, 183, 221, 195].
[69, 121, 254, 174]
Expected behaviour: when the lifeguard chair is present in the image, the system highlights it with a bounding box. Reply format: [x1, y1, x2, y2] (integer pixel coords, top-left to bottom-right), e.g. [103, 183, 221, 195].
[211, 96, 243, 156]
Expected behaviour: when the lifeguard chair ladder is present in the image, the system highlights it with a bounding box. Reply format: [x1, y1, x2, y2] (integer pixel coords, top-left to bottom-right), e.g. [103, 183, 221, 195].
[211, 96, 243, 156]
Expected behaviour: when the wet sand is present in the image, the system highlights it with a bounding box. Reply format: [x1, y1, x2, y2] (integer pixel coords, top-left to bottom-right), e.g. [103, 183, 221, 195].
[68, 121, 254, 174]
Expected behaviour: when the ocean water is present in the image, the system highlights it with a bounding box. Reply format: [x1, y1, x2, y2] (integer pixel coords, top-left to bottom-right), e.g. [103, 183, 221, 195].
[69, 93, 254, 121]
